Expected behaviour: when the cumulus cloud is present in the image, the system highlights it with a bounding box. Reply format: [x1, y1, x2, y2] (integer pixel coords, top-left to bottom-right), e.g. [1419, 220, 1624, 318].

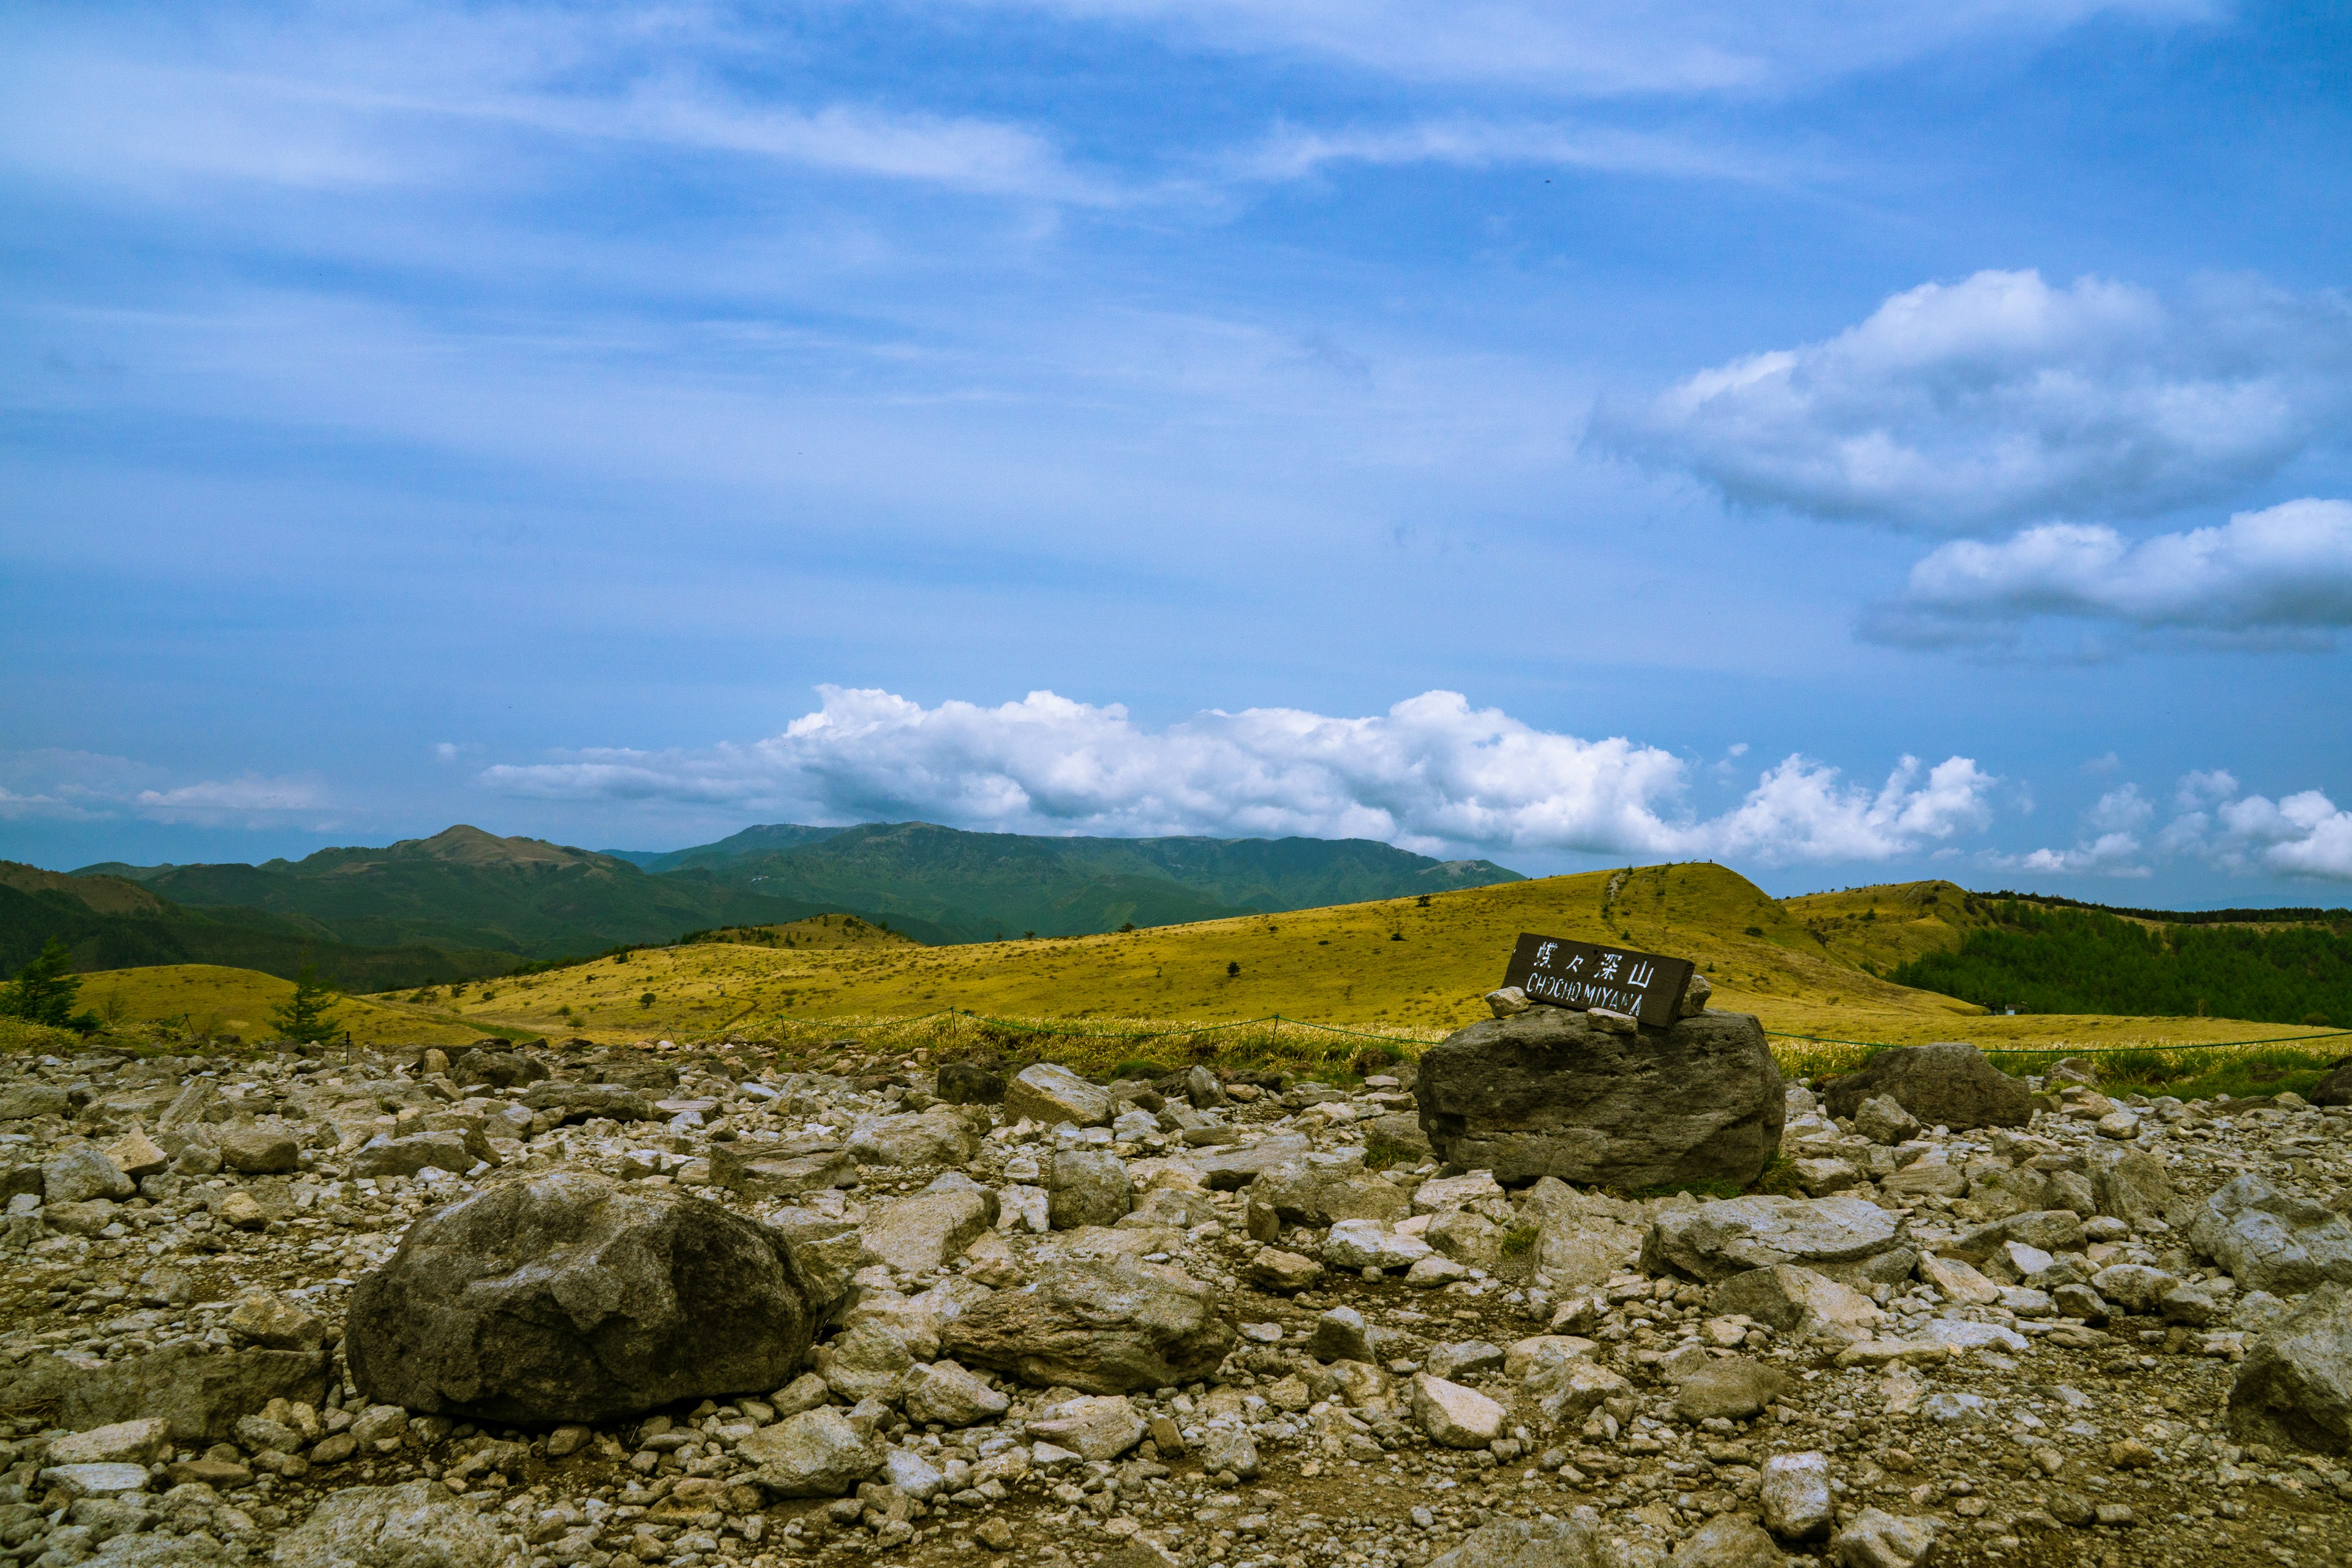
[480, 685, 1997, 867]
[1593, 271, 2352, 533]
[2008, 772, 2352, 883]
[1866, 499, 2352, 649]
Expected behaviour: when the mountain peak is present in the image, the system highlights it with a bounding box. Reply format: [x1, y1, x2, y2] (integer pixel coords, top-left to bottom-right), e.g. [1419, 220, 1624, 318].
[396, 825, 606, 869]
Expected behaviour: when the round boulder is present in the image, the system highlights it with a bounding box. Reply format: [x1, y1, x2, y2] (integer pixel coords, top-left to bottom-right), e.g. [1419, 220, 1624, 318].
[1820, 1041, 2031, 1130]
[345, 1169, 815, 1423]
[1415, 1006, 1784, 1188]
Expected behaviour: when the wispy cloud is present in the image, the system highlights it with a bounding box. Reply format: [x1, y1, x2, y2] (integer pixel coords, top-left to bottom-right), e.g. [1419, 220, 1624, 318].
[0, 751, 325, 827]
[1236, 118, 1787, 184]
[978, 0, 2218, 95]
[1863, 499, 2352, 652]
[1593, 271, 2352, 534]
[480, 685, 1999, 867]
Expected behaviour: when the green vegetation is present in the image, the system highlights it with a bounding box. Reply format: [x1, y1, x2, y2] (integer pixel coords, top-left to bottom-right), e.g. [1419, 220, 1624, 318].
[1890, 900, 2352, 1025]
[269, 962, 342, 1044]
[1, 861, 516, 990]
[0, 937, 97, 1031]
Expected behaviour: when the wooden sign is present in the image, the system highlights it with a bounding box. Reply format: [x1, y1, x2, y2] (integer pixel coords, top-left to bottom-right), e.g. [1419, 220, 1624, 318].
[1502, 932, 1695, 1029]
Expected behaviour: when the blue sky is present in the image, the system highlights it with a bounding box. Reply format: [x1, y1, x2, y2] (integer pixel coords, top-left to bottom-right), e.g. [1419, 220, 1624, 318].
[5, 1, 2351, 902]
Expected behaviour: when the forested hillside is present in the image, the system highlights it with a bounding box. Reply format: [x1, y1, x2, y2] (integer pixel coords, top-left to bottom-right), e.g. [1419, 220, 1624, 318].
[1888, 900, 2352, 1025]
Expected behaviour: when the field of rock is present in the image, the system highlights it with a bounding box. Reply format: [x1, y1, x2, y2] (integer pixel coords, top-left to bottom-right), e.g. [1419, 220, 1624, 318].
[1, 1011, 2348, 1568]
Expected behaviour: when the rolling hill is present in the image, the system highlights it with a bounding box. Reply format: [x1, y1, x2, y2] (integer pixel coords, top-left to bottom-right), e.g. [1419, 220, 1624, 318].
[618, 820, 1524, 942]
[77, 826, 867, 960]
[0, 862, 516, 992]
[71, 964, 491, 1047]
[386, 862, 1987, 1043]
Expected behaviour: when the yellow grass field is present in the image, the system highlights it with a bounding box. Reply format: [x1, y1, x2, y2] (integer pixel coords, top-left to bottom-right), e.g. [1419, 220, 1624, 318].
[73, 965, 488, 1047]
[351, 864, 2323, 1066]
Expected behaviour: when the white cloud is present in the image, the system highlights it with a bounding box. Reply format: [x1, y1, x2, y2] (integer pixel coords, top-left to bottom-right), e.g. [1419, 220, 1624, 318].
[2007, 771, 2352, 883]
[1866, 500, 2352, 648]
[1236, 119, 1781, 185]
[480, 685, 1997, 867]
[130, 775, 326, 824]
[980, 1, 2214, 94]
[1594, 271, 2352, 534]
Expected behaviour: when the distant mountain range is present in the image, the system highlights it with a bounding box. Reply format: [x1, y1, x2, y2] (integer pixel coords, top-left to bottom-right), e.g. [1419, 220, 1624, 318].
[26, 821, 1523, 979]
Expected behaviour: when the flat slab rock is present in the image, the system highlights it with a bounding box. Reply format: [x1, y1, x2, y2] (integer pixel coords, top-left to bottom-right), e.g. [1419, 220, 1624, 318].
[1643, 1195, 1905, 1284]
[1415, 1006, 1784, 1188]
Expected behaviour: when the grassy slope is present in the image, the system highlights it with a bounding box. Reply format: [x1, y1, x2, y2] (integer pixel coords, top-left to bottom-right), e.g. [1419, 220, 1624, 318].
[75, 965, 487, 1046]
[1780, 880, 2005, 973]
[405, 864, 2140, 1050]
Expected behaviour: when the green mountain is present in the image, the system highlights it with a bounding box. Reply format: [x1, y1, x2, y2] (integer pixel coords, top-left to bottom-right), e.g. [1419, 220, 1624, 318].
[650, 820, 1526, 943]
[0, 862, 516, 991]
[73, 826, 862, 963]
[606, 824, 848, 872]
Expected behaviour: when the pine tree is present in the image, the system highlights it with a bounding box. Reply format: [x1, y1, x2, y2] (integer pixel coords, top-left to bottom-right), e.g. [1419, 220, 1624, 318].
[0, 937, 96, 1030]
[271, 962, 342, 1045]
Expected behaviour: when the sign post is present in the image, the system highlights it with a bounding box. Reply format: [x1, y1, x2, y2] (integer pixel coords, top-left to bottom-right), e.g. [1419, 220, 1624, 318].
[1501, 933, 1695, 1029]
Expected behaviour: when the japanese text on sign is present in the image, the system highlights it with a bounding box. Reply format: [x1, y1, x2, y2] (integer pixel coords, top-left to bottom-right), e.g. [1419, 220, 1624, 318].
[1501, 932, 1695, 1028]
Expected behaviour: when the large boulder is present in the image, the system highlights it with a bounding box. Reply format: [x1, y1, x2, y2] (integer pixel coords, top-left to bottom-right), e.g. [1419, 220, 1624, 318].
[2189, 1174, 2352, 1295]
[1820, 1042, 2031, 1130]
[520, 1084, 655, 1125]
[1428, 1518, 1611, 1568]
[2310, 1057, 2352, 1107]
[273, 1480, 519, 1568]
[1, 1346, 328, 1443]
[740, 1409, 886, 1497]
[345, 1169, 816, 1423]
[940, 1257, 1234, 1393]
[861, 1183, 998, 1275]
[1707, 1265, 1884, 1343]
[448, 1049, 549, 1090]
[1415, 1006, 1784, 1188]
[1003, 1064, 1112, 1128]
[43, 1145, 134, 1205]
[2089, 1147, 2174, 1226]
[1254, 1156, 1411, 1227]
[1643, 1196, 1902, 1284]
[2228, 1283, 2352, 1452]
[849, 1104, 985, 1167]
[1047, 1150, 1134, 1231]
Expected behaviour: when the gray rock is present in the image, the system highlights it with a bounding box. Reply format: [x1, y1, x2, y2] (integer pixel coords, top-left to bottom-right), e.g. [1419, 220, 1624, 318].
[1426, 1209, 1507, 1268]
[900, 1361, 1008, 1427]
[346, 1169, 815, 1423]
[1760, 1450, 1833, 1540]
[1521, 1355, 1631, 1427]
[352, 1133, 475, 1179]
[1852, 1095, 1920, 1145]
[519, 1084, 654, 1125]
[2309, 1057, 2352, 1107]
[739, 1409, 884, 1497]
[217, 1126, 300, 1176]
[1416, 1007, 1784, 1188]
[2228, 1281, 2352, 1453]
[815, 1322, 913, 1404]
[1198, 1423, 1259, 1479]
[1188, 1133, 1313, 1189]
[2188, 1174, 2352, 1295]
[1672, 1516, 1782, 1568]
[1254, 1157, 1411, 1227]
[1672, 1357, 1789, 1422]
[1828, 1509, 1939, 1568]
[849, 1104, 985, 1166]
[940, 1257, 1234, 1393]
[1643, 1196, 1902, 1283]
[272, 1480, 516, 1568]
[935, 1061, 1005, 1106]
[1820, 1042, 2032, 1130]
[0, 1084, 70, 1121]
[1425, 1341, 1504, 1381]
[862, 1185, 998, 1274]
[2088, 1146, 2173, 1226]
[1427, 1517, 1611, 1568]
[1708, 1265, 1884, 1343]
[1308, 1306, 1371, 1363]
[1047, 1150, 1133, 1231]
[1003, 1064, 1112, 1128]
[709, 1144, 856, 1199]
[1030, 1394, 1146, 1461]
[1182, 1066, 1227, 1109]
[1, 1344, 328, 1443]
[43, 1145, 134, 1205]
[1411, 1373, 1506, 1448]
[447, 1050, 548, 1090]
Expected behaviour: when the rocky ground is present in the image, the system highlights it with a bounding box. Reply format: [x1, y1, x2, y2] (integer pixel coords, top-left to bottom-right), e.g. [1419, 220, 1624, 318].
[0, 1023, 2347, 1568]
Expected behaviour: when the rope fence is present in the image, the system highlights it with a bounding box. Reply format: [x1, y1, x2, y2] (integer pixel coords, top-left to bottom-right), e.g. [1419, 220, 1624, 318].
[1765, 1027, 2352, 1057]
